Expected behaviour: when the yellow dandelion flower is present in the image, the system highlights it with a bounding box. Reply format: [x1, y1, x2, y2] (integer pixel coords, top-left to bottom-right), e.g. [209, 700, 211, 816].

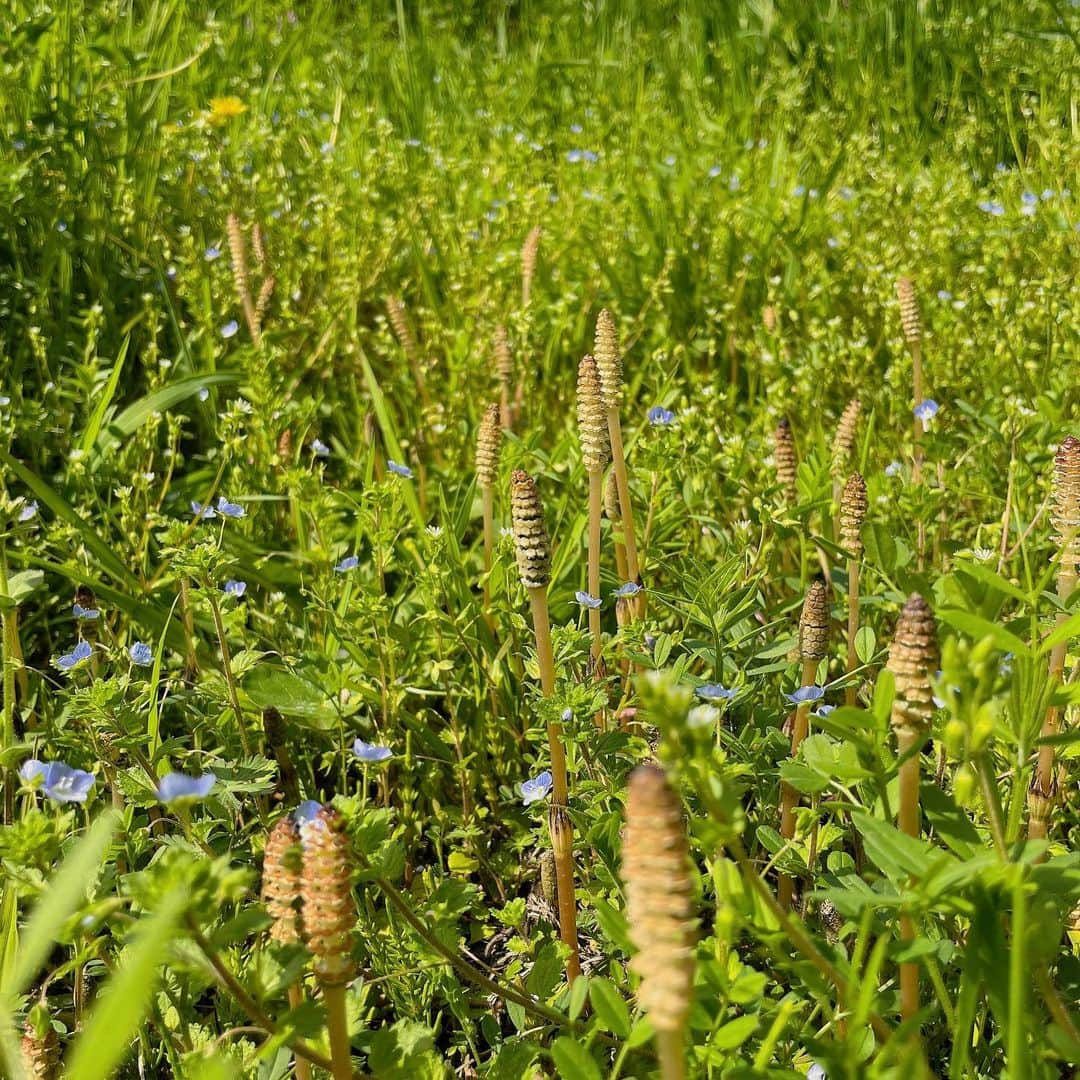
[207, 97, 248, 126]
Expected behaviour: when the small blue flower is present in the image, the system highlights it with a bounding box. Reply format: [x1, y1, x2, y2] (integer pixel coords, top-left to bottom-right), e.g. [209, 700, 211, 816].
[56, 640, 93, 671]
[311, 439, 330, 457]
[575, 591, 602, 609]
[20, 759, 95, 803]
[1000, 651, 1014, 676]
[647, 406, 675, 426]
[216, 497, 246, 519]
[0, 395, 9, 406]
[520, 770, 553, 806]
[294, 800, 322, 823]
[221, 320, 239, 339]
[570, 123, 583, 134]
[204, 245, 221, 261]
[157, 772, 216, 804]
[1021, 191, 1038, 206]
[72, 603, 100, 620]
[17, 500, 38, 523]
[793, 184, 806, 197]
[198, 386, 209, 401]
[937, 289, 953, 301]
[914, 399, 939, 422]
[808, 1065, 828, 1080]
[839, 187, 854, 200]
[129, 642, 153, 667]
[223, 579, 247, 597]
[977, 200, 1005, 216]
[698, 684, 737, 701]
[192, 500, 217, 520]
[885, 461, 903, 478]
[334, 555, 359, 573]
[708, 165, 722, 178]
[387, 460, 413, 479]
[815, 704, 837, 717]
[613, 581, 643, 598]
[353, 739, 393, 763]
[786, 686, 825, 705]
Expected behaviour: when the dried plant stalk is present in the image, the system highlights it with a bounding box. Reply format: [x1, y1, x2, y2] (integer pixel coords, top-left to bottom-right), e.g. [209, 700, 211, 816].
[779, 581, 829, 909]
[773, 418, 798, 506]
[1029, 435, 1080, 844]
[595, 310, 642, 611]
[548, 805, 582, 981]
[841, 473, 868, 707]
[494, 325, 514, 429]
[227, 212, 260, 345]
[521, 226, 541, 308]
[623, 763, 695, 1080]
[476, 404, 502, 613]
[886, 593, 937, 1024]
[578, 356, 609, 670]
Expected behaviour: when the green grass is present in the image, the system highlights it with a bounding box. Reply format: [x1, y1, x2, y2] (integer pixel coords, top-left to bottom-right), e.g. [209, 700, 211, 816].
[0, 1, 1079, 1076]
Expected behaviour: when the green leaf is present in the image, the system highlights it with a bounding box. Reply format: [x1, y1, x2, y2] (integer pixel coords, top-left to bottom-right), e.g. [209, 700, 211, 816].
[712, 1012, 758, 1050]
[0, 570, 44, 609]
[65, 888, 186, 1080]
[241, 666, 338, 730]
[863, 523, 897, 572]
[937, 609, 1031, 658]
[1039, 609, 1080, 654]
[550, 1037, 602, 1080]
[854, 625, 876, 664]
[81, 335, 129, 454]
[589, 976, 631, 1037]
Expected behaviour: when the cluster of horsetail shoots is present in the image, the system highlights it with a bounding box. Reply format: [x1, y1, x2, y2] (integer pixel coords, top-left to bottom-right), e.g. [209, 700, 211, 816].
[577, 355, 610, 672]
[595, 310, 643, 613]
[494, 325, 514, 429]
[227, 213, 274, 345]
[886, 594, 937, 1025]
[475, 403, 502, 614]
[779, 580, 829, 909]
[623, 764, 695, 1080]
[773, 417, 798, 507]
[1029, 435, 1080, 843]
[510, 469, 579, 980]
[840, 473, 868, 706]
[300, 807, 357, 1080]
[897, 277, 926, 563]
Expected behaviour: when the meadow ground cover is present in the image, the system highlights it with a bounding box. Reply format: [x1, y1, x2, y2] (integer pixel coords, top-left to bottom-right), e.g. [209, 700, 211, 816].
[1, 1, 1079, 1076]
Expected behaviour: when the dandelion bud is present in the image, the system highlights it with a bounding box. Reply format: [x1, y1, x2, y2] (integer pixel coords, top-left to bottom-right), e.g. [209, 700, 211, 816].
[21, 1010, 59, 1080]
[494, 324, 513, 388]
[386, 295, 419, 367]
[896, 277, 922, 344]
[475, 404, 502, 490]
[773, 418, 797, 503]
[1051, 435, 1080, 571]
[831, 397, 861, 473]
[300, 808, 356, 985]
[799, 581, 829, 663]
[226, 213, 249, 301]
[521, 226, 542, 307]
[886, 594, 938, 734]
[262, 816, 302, 945]
[594, 309, 623, 409]
[510, 470, 551, 590]
[840, 472, 868, 555]
[604, 470, 621, 522]
[576, 355, 609, 472]
[622, 764, 695, 1033]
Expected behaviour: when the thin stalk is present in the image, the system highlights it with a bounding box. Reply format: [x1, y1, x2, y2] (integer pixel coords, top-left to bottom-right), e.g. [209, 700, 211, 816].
[0, 545, 15, 825]
[778, 657, 818, 909]
[897, 728, 921, 1023]
[607, 409, 642, 613]
[587, 470, 603, 672]
[481, 485, 495, 616]
[206, 589, 252, 757]
[846, 558, 860, 707]
[911, 338, 926, 568]
[550, 808, 582, 982]
[1007, 872, 1027, 1080]
[322, 984, 352, 1080]
[288, 984, 312, 1080]
[655, 1028, 685, 1080]
[527, 588, 568, 804]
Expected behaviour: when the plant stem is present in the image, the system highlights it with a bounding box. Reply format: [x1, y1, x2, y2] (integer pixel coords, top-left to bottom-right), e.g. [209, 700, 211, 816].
[587, 469, 603, 673]
[288, 983, 312, 1080]
[897, 727, 921, 1024]
[846, 557, 860, 708]
[481, 485, 495, 617]
[322, 983, 353, 1080]
[778, 657, 818, 909]
[911, 338, 926, 569]
[527, 588, 568, 805]
[655, 1028, 685, 1080]
[206, 589, 252, 757]
[606, 408, 642, 616]
[0, 545, 15, 825]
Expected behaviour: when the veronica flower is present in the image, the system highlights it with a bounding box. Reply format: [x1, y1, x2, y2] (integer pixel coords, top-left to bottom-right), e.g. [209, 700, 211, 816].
[20, 759, 95, 803]
[56, 640, 93, 671]
[72, 603, 100, 620]
[520, 770, 553, 806]
[785, 686, 825, 705]
[17, 500, 38, 522]
[204, 245, 221, 261]
[913, 399, 939, 423]
[223, 579, 246, 597]
[687, 704, 720, 730]
[311, 438, 330, 457]
[808, 1065, 827, 1080]
[613, 581, 642, 598]
[157, 772, 216, 804]
[977, 200, 1005, 216]
[294, 800, 322, 823]
[647, 405, 675, 426]
[129, 642, 153, 667]
[697, 683, 737, 701]
[221, 320, 239, 339]
[387, 460, 413, 479]
[197, 386, 210, 402]
[353, 739, 393, 763]
[815, 704, 837, 717]
[334, 555, 359, 573]
[216, 497, 246, 519]
[885, 461, 902, 478]
[575, 591, 602, 609]
[192, 500, 217, 520]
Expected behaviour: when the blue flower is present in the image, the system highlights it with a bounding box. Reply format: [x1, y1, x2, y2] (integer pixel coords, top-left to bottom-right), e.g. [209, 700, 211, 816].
[387, 460, 413, 479]
[575, 591, 602, 609]
[815, 704, 837, 717]
[198, 386, 209, 402]
[72, 603, 100, 620]
[294, 800, 322, 823]
[56, 640, 93, 671]
[20, 759, 95, 803]
[221, 320, 239, 339]
[157, 772, 216, 804]
[937, 290, 953, 301]
[913, 399, 939, 422]
[977, 200, 1005, 216]
[311, 439, 330, 457]
[785, 686, 825, 705]
[698, 683, 737, 701]
[808, 1065, 827, 1080]
[223, 579, 247, 597]
[204, 245, 221, 261]
[1021, 191, 1038, 206]
[353, 739, 393, 763]
[885, 461, 903, 478]
[613, 582, 643, 598]
[793, 184, 806, 197]
[647, 406, 675, 426]
[334, 555, 359, 573]
[216, 497, 246, 519]
[192, 500, 217, 520]
[129, 642, 153, 667]
[17, 500, 38, 522]
[520, 770, 553, 806]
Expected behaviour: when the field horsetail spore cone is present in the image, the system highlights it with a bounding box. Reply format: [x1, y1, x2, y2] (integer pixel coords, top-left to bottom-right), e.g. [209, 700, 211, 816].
[227, 212, 260, 346]
[521, 225, 542, 309]
[897, 276, 927, 564]
[577, 355, 610, 672]
[301, 807, 356, 1080]
[779, 580, 829, 909]
[494, 324, 514, 430]
[773, 418, 798, 507]
[21, 1010, 59, 1080]
[831, 397, 861, 534]
[387, 294, 431, 411]
[1029, 435, 1080, 845]
[623, 764, 696, 1080]
[886, 594, 937, 1025]
[595, 309, 643, 615]
[475, 403, 502, 613]
[841, 473, 868, 706]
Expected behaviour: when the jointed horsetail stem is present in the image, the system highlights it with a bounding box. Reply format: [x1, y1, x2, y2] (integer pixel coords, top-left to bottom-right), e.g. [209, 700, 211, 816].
[840, 473, 868, 707]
